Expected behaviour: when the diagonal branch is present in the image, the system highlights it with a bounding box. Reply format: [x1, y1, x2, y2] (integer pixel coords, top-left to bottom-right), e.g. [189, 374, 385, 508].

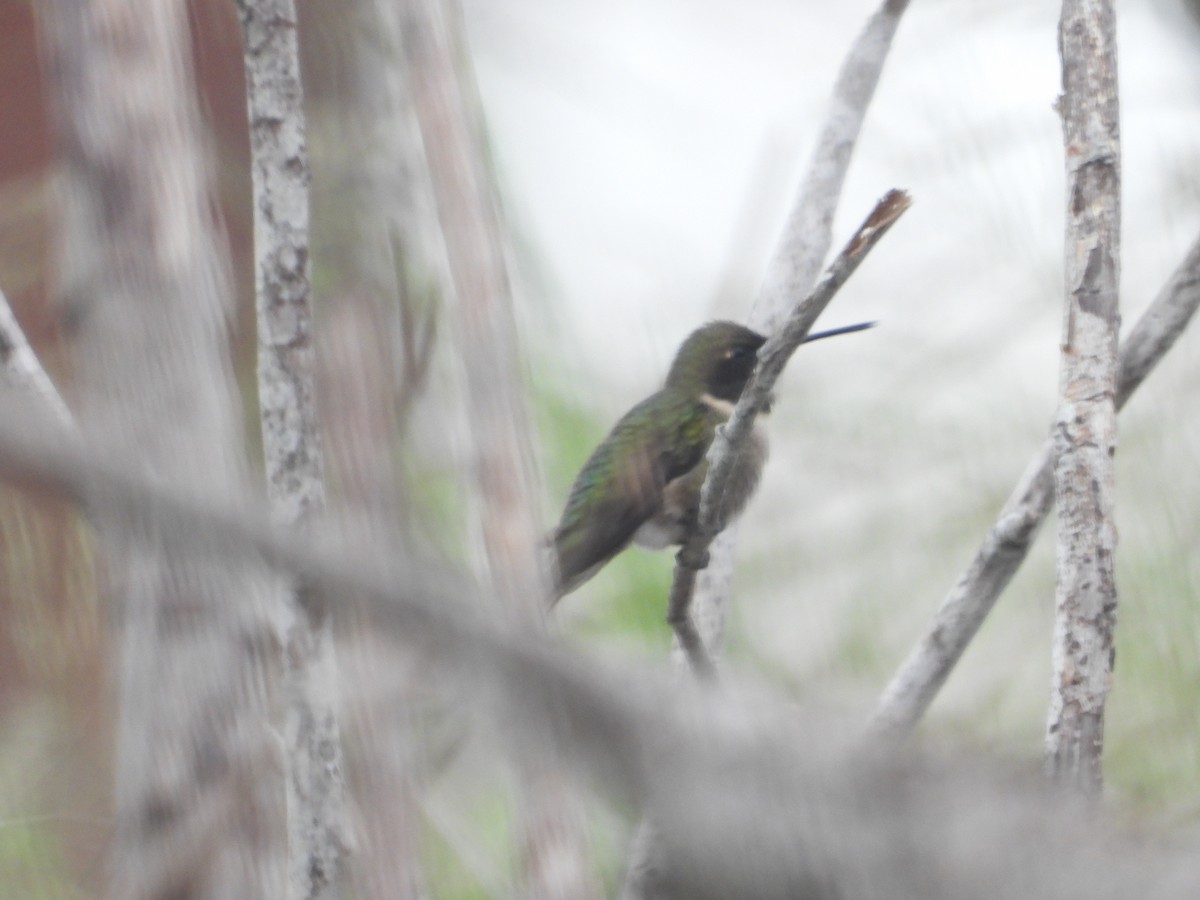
[750, 0, 912, 334]
[871, 227, 1200, 741]
[680, 0, 913, 681]
[634, 3, 913, 887]
[668, 190, 911, 679]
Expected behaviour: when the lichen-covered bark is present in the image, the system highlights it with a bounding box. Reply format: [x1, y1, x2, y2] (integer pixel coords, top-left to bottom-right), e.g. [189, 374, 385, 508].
[39, 0, 286, 895]
[238, 0, 326, 526]
[236, 1, 347, 896]
[1045, 0, 1121, 793]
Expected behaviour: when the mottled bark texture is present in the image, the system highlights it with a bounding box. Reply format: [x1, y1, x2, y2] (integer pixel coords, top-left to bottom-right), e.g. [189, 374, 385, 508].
[236, 1, 348, 896]
[1045, 0, 1121, 793]
[402, 0, 600, 895]
[872, 230, 1200, 740]
[39, 0, 286, 896]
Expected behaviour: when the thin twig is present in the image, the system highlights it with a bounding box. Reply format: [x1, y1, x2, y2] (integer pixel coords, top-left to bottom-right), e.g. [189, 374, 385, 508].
[392, 234, 439, 435]
[751, 0, 912, 334]
[870, 228, 1200, 741]
[668, 190, 912, 679]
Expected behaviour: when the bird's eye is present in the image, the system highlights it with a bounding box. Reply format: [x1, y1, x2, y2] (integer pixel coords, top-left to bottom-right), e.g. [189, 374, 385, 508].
[725, 346, 752, 360]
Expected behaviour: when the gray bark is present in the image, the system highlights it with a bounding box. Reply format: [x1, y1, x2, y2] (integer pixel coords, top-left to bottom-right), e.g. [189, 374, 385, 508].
[871, 227, 1200, 740]
[1045, 0, 1122, 793]
[0, 286, 72, 426]
[39, 0, 286, 896]
[237, 0, 348, 895]
[684, 0, 912, 679]
[7, 408, 1200, 899]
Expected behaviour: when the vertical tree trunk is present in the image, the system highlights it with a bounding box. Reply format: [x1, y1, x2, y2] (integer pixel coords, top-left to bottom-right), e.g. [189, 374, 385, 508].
[237, 2, 348, 897]
[39, 1, 286, 896]
[1045, 0, 1121, 794]
[321, 0, 446, 894]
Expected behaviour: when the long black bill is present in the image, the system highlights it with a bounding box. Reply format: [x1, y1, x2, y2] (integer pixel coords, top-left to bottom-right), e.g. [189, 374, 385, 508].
[801, 321, 876, 344]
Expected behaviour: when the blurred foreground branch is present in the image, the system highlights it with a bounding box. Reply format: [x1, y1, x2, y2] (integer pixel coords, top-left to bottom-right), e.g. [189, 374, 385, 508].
[872, 226, 1200, 740]
[40, 0, 286, 895]
[4, 404, 1200, 898]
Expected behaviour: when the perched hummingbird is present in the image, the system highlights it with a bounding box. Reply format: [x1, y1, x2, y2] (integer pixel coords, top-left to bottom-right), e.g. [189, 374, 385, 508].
[549, 319, 873, 601]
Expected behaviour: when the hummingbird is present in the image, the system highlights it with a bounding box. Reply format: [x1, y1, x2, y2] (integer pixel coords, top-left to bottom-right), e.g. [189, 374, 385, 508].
[549, 319, 873, 601]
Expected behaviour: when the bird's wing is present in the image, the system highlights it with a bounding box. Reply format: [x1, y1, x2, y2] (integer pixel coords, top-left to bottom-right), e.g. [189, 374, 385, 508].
[552, 436, 668, 598]
[551, 392, 717, 599]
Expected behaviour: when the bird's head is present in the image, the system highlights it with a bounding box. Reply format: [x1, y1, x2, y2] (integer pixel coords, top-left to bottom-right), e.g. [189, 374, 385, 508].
[665, 320, 767, 403]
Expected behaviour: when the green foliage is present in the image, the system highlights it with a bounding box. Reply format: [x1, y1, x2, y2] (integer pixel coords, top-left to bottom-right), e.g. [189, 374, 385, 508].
[0, 705, 85, 900]
[0, 821, 81, 900]
[1107, 546, 1200, 813]
[421, 780, 514, 899]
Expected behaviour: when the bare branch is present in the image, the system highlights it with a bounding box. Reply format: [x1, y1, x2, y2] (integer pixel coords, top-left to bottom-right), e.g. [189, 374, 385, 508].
[237, 0, 348, 894]
[6, 408, 1200, 899]
[668, 190, 911, 678]
[1044, 0, 1121, 793]
[681, 0, 914, 682]
[238, 0, 328, 529]
[751, 0, 912, 334]
[870, 229, 1200, 741]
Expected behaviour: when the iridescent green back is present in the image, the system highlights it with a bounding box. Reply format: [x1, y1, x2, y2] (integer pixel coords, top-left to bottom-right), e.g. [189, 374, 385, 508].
[552, 388, 718, 595]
